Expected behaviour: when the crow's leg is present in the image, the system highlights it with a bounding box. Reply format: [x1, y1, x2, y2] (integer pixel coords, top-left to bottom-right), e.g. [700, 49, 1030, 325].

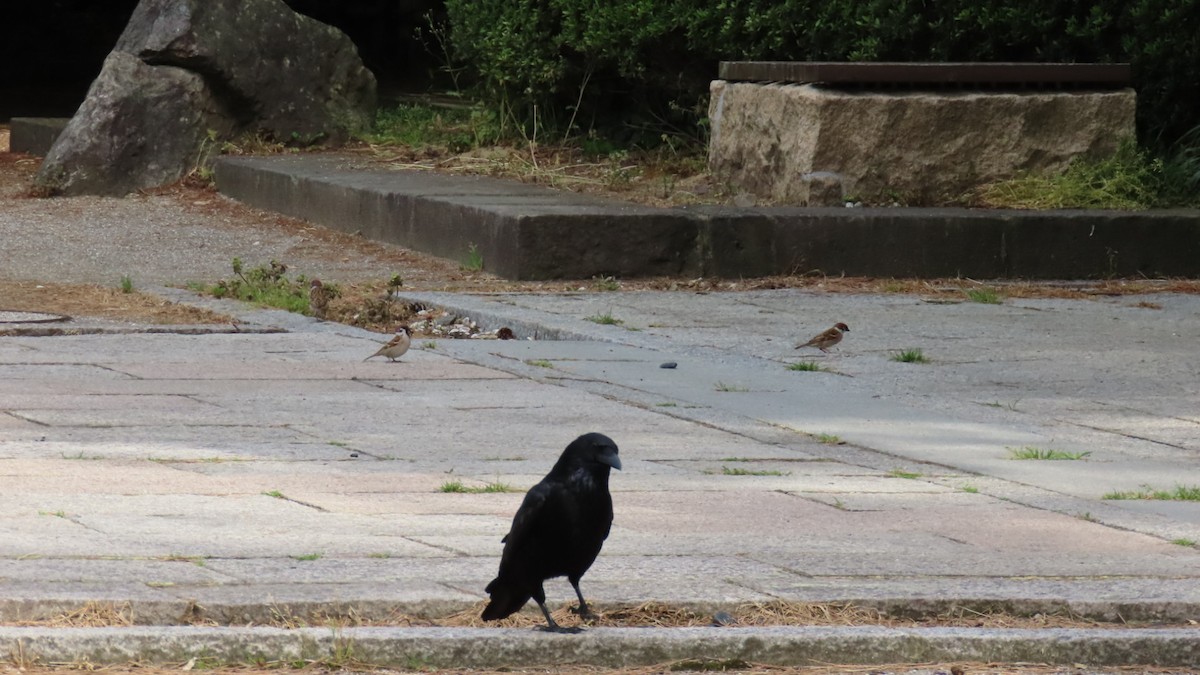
[567, 577, 596, 620]
[533, 584, 582, 633]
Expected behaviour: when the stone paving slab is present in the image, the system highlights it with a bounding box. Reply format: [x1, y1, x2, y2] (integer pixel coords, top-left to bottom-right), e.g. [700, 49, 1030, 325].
[3, 293, 1200, 667]
[402, 290, 1200, 528]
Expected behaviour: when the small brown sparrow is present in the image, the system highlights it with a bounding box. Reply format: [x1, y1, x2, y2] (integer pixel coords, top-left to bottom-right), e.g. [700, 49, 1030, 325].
[796, 322, 849, 352]
[364, 326, 412, 362]
[309, 279, 330, 320]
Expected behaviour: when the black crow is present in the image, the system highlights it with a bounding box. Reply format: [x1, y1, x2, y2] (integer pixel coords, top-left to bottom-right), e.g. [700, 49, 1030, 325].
[481, 432, 621, 632]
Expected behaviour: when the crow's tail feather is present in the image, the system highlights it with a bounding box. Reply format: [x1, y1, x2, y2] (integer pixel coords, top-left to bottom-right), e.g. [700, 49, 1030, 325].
[481, 578, 530, 621]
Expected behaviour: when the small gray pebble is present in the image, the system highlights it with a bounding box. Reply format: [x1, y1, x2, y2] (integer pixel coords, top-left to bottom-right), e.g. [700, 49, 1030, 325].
[711, 611, 735, 626]
[660, 362, 677, 369]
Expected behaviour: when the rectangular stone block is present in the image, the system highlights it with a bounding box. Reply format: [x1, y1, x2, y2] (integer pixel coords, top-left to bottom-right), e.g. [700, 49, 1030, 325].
[708, 80, 1137, 205]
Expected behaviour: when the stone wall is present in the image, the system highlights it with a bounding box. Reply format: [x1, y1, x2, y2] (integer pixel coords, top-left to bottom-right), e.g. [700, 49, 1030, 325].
[707, 80, 1137, 206]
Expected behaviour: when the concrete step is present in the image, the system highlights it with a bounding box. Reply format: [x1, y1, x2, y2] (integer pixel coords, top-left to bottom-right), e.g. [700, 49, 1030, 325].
[214, 153, 1200, 281]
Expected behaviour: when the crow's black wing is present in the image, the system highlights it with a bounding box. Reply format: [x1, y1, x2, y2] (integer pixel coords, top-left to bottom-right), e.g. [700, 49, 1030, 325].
[481, 479, 558, 620]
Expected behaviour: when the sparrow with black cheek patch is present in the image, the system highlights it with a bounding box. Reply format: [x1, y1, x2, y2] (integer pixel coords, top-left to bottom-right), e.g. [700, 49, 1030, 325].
[796, 322, 849, 352]
[309, 279, 330, 320]
[364, 326, 412, 362]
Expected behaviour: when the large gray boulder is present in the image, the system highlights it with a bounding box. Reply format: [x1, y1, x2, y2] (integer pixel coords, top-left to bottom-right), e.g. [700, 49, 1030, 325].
[35, 0, 376, 196]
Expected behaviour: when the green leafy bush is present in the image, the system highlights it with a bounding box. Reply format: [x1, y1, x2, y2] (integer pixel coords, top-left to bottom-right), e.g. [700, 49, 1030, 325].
[442, 0, 1199, 150]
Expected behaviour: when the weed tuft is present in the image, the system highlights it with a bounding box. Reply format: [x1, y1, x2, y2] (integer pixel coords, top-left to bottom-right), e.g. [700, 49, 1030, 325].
[890, 348, 929, 363]
[593, 276, 621, 291]
[1103, 485, 1200, 501]
[584, 311, 623, 325]
[440, 480, 517, 493]
[965, 287, 1002, 304]
[787, 361, 827, 372]
[201, 259, 317, 314]
[1008, 446, 1091, 461]
[462, 243, 484, 272]
[974, 139, 1200, 210]
[719, 466, 790, 476]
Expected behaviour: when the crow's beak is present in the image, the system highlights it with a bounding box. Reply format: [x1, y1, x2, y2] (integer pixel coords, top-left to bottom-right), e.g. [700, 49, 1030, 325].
[599, 448, 622, 471]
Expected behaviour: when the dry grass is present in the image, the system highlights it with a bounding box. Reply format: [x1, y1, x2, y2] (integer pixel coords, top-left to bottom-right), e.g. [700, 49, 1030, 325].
[359, 143, 720, 209]
[0, 281, 232, 325]
[228, 599, 1176, 632]
[0, 600, 1188, 675]
[8, 665, 1192, 675]
[13, 601, 134, 627]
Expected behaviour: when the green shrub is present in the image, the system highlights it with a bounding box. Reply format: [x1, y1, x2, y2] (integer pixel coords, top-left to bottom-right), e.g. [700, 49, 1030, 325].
[442, 0, 1200, 151]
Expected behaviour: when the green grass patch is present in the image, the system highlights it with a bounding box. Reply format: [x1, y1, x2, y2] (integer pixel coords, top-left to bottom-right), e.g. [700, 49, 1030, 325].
[1103, 485, 1200, 501]
[461, 243, 484, 271]
[815, 433, 842, 445]
[439, 480, 517, 494]
[981, 399, 1022, 411]
[593, 276, 621, 291]
[362, 102, 501, 151]
[291, 553, 322, 561]
[964, 287, 1002, 304]
[889, 469, 922, 479]
[974, 139, 1200, 210]
[1007, 446, 1091, 460]
[198, 258, 321, 314]
[262, 490, 286, 499]
[719, 466, 790, 477]
[890, 348, 929, 363]
[1172, 539, 1196, 547]
[787, 361, 828, 372]
[119, 275, 134, 293]
[524, 359, 555, 368]
[584, 311, 624, 325]
[961, 485, 979, 494]
[713, 381, 749, 392]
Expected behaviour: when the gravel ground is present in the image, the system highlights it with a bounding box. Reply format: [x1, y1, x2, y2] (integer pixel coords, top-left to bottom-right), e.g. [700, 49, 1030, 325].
[0, 153, 471, 292]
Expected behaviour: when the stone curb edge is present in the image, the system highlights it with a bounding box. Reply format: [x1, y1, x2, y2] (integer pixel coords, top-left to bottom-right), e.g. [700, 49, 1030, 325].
[2, 625, 1197, 669]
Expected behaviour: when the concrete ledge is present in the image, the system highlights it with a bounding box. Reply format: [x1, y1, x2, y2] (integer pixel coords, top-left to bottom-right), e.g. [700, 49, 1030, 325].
[9, 117, 69, 156]
[690, 205, 1200, 278]
[3, 625, 1199, 668]
[214, 155, 697, 280]
[214, 154, 1200, 280]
